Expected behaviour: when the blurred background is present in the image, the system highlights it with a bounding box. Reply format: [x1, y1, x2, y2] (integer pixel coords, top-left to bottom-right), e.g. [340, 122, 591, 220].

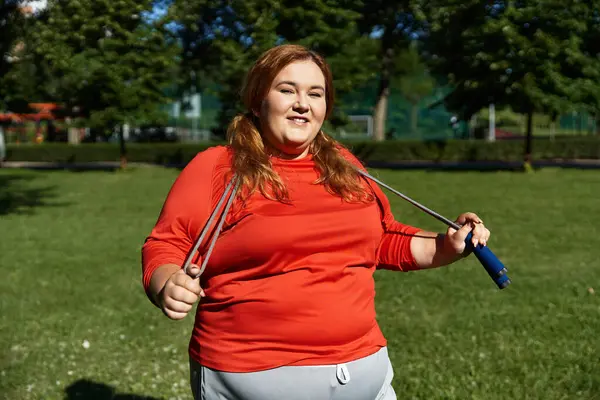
[1, 0, 599, 168]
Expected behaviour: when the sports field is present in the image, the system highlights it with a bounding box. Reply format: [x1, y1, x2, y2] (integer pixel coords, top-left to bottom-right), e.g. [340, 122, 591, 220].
[1, 166, 598, 399]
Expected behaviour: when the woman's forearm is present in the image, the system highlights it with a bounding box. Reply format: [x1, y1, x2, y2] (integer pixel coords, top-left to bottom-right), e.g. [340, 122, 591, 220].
[148, 264, 181, 307]
[410, 231, 467, 269]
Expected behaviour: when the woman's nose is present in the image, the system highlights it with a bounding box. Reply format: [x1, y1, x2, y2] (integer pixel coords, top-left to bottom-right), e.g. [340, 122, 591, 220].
[293, 96, 309, 112]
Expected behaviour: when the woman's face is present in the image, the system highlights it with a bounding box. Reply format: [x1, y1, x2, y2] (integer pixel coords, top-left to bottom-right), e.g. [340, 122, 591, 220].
[257, 60, 327, 159]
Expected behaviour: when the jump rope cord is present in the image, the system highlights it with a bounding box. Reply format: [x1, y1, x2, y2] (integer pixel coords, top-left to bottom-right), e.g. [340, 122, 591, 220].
[354, 169, 460, 230]
[182, 174, 240, 278]
[182, 166, 451, 279]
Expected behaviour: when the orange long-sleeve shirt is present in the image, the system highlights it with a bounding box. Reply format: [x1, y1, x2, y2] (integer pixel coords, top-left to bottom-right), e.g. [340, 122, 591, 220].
[142, 145, 422, 372]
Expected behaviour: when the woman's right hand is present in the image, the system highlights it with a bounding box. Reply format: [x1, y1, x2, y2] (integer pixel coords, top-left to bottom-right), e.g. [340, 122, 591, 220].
[159, 264, 205, 320]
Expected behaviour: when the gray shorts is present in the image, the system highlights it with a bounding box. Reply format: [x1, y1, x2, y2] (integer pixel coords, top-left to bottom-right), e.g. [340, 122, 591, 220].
[189, 346, 396, 400]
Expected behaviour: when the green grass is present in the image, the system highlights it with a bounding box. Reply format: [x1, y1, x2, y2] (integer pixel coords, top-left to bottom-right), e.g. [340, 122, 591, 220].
[0, 166, 599, 400]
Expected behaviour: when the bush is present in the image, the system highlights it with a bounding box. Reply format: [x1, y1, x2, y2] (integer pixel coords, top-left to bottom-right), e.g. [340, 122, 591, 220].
[4, 142, 217, 165]
[346, 136, 600, 162]
[4, 136, 600, 165]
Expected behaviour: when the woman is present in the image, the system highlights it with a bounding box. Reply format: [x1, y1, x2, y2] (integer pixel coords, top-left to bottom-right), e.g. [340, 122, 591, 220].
[141, 44, 490, 400]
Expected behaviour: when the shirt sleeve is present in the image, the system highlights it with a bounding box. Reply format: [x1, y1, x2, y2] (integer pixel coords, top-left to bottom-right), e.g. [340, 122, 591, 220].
[337, 146, 423, 271]
[141, 146, 229, 297]
[369, 179, 423, 271]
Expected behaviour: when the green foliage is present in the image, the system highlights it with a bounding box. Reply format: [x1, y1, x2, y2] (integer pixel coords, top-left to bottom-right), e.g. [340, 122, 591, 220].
[417, 0, 600, 119]
[355, 0, 425, 140]
[171, 0, 377, 135]
[4, 0, 600, 151]
[4, 142, 215, 164]
[476, 107, 529, 128]
[571, 4, 600, 113]
[5, 136, 600, 164]
[394, 44, 436, 134]
[0, 0, 26, 105]
[395, 46, 435, 104]
[171, 0, 278, 131]
[347, 136, 600, 162]
[24, 0, 179, 135]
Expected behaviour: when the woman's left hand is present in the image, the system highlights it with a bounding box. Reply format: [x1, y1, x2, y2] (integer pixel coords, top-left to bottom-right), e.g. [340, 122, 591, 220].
[444, 212, 491, 255]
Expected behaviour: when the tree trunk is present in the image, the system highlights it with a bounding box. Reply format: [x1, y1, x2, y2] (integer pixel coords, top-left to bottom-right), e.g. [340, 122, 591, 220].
[89, 127, 99, 142]
[47, 120, 56, 142]
[373, 45, 394, 142]
[524, 109, 534, 167]
[373, 78, 390, 142]
[118, 126, 127, 169]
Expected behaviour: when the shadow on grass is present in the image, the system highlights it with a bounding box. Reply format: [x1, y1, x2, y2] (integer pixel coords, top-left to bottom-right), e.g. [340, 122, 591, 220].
[0, 173, 69, 216]
[64, 380, 163, 400]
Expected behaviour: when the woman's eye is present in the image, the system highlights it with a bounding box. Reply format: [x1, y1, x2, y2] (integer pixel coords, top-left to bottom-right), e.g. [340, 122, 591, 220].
[309, 92, 322, 98]
[280, 89, 294, 94]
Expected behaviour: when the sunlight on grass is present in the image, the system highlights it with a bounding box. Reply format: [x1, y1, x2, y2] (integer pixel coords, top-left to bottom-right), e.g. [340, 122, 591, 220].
[0, 166, 598, 399]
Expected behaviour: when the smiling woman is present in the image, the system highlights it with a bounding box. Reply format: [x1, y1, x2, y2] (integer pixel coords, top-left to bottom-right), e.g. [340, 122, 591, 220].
[226, 44, 368, 203]
[258, 60, 327, 158]
[141, 44, 492, 400]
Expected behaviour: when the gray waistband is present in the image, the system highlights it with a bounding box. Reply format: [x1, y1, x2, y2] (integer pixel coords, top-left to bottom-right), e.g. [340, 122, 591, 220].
[190, 347, 396, 400]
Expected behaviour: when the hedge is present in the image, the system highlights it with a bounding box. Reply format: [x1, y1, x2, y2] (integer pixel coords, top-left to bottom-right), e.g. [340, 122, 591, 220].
[4, 136, 600, 165]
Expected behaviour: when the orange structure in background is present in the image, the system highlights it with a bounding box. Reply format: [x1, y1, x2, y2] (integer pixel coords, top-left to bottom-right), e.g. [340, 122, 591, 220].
[0, 103, 66, 143]
[0, 102, 61, 121]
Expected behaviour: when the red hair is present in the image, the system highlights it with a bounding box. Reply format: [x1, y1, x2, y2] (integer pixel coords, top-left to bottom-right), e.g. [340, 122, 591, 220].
[227, 44, 372, 203]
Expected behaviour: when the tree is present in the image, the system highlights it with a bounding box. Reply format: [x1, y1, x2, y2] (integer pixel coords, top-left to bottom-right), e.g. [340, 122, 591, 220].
[28, 0, 179, 165]
[395, 44, 435, 136]
[357, 0, 422, 141]
[173, 0, 280, 133]
[171, 0, 377, 136]
[416, 0, 596, 166]
[273, 0, 377, 102]
[0, 0, 26, 156]
[570, 5, 600, 134]
[0, 0, 26, 106]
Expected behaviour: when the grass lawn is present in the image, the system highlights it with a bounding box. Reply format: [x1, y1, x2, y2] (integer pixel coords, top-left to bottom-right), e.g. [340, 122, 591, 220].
[1, 165, 599, 400]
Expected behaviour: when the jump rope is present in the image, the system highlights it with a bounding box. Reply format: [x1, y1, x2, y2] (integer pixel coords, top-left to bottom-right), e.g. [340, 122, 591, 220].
[182, 167, 511, 289]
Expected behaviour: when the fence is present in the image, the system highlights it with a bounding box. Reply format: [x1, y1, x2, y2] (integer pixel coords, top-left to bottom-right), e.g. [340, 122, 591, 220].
[162, 84, 598, 143]
[163, 85, 465, 142]
[2, 84, 598, 144]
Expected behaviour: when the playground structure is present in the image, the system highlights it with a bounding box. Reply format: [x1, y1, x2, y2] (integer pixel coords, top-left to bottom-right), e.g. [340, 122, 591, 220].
[0, 103, 82, 144]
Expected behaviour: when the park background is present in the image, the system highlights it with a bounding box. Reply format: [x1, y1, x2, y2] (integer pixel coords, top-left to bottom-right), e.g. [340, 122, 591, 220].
[1, 0, 599, 399]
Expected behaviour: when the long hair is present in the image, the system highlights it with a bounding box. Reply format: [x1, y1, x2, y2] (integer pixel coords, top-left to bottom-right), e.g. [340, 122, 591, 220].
[227, 44, 373, 203]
